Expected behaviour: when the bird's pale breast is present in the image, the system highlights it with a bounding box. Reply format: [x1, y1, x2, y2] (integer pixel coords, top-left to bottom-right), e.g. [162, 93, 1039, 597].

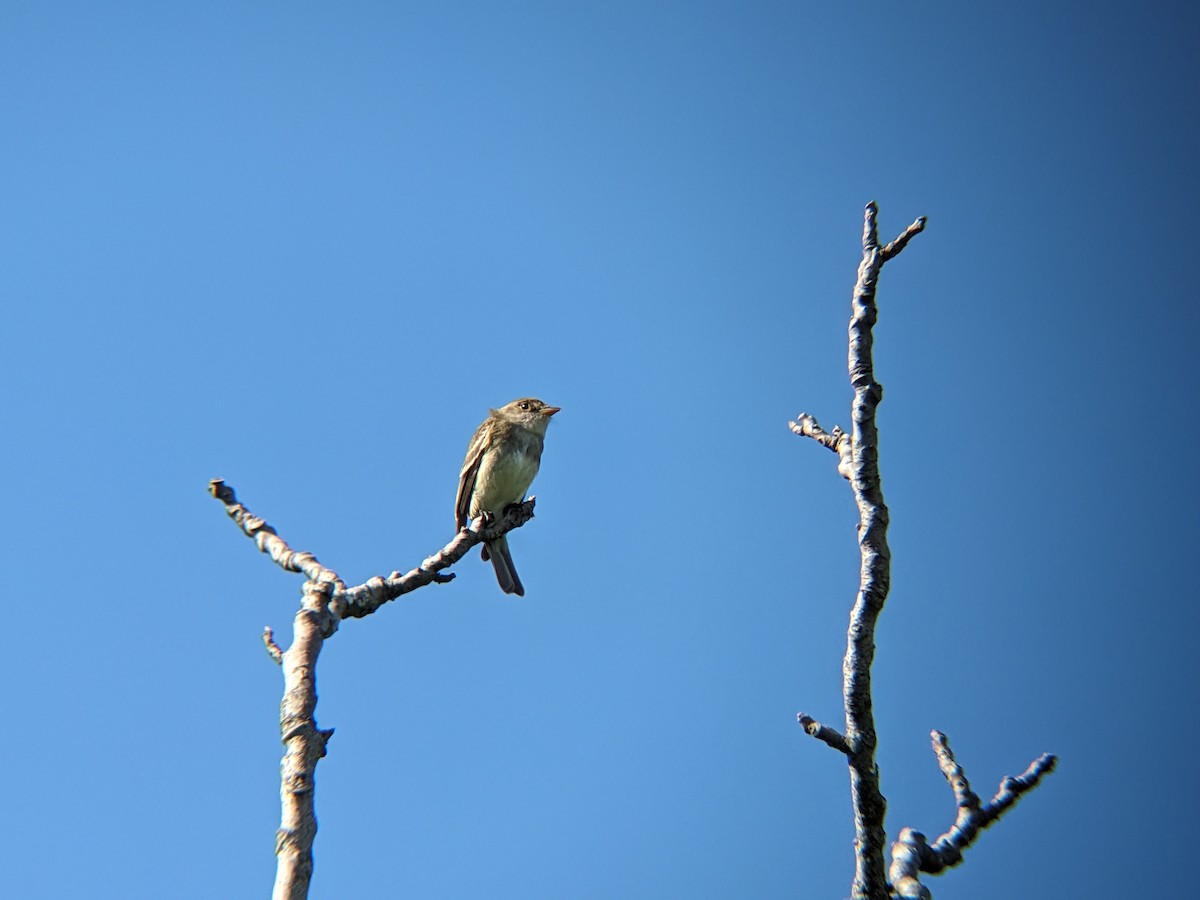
[470, 444, 540, 517]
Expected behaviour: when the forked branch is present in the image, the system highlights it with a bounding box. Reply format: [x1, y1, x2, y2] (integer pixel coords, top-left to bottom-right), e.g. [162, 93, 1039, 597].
[208, 478, 536, 619]
[888, 732, 1058, 899]
[208, 478, 537, 900]
[791, 204, 1054, 899]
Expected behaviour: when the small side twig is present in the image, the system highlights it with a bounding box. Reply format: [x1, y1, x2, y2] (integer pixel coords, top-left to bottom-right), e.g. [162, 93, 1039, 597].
[797, 713, 851, 756]
[881, 214, 927, 261]
[789, 414, 853, 480]
[263, 626, 284, 665]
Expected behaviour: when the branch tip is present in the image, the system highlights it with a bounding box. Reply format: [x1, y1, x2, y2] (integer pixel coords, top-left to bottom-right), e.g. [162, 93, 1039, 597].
[209, 480, 341, 585]
[262, 626, 283, 665]
[797, 713, 851, 756]
[882, 215, 927, 261]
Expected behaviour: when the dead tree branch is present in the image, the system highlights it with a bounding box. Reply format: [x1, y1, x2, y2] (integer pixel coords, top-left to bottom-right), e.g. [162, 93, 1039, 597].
[788, 414, 852, 480]
[797, 713, 851, 756]
[888, 733, 1058, 899]
[207, 478, 537, 900]
[793, 202, 926, 898]
[791, 203, 1055, 898]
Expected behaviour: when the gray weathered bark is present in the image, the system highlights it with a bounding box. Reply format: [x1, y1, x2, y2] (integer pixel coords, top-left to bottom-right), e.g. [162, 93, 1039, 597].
[791, 203, 1055, 899]
[208, 478, 536, 899]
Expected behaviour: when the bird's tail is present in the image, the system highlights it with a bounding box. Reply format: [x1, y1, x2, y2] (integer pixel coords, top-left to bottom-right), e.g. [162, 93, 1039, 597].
[485, 535, 524, 596]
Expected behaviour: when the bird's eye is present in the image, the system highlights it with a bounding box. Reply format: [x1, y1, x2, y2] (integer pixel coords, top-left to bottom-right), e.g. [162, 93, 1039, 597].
[520, 401, 529, 410]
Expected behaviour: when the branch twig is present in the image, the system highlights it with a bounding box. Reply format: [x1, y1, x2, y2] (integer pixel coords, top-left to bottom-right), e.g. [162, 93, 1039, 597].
[208, 478, 540, 900]
[788, 414, 853, 480]
[881, 215, 927, 261]
[209, 479, 344, 592]
[336, 500, 536, 619]
[797, 713, 850, 756]
[888, 732, 1057, 898]
[263, 626, 284, 666]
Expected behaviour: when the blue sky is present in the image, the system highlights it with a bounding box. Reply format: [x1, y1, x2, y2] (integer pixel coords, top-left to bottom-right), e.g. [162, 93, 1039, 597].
[3, 2, 1196, 898]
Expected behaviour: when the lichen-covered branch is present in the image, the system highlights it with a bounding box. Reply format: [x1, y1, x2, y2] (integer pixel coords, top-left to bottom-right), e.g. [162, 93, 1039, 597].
[208, 479, 538, 899]
[888, 732, 1058, 898]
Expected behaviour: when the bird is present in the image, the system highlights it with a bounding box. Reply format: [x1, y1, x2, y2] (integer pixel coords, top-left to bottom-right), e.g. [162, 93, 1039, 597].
[455, 398, 559, 596]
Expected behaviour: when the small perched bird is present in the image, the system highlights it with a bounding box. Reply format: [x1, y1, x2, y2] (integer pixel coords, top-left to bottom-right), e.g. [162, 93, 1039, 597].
[455, 398, 560, 596]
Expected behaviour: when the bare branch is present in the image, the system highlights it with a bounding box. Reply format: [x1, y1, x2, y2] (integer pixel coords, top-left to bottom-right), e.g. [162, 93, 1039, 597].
[788, 413, 853, 480]
[887, 733, 1057, 897]
[882, 215, 928, 261]
[272, 579, 337, 900]
[210, 480, 541, 899]
[927, 731, 1057, 866]
[263, 626, 284, 666]
[334, 498, 537, 618]
[797, 713, 850, 756]
[208, 479, 344, 592]
[209, 478, 537, 621]
[839, 202, 925, 899]
[794, 204, 1053, 898]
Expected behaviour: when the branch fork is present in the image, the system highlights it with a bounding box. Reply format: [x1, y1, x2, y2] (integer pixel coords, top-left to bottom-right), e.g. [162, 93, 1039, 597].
[209, 478, 537, 621]
[208, 477, 540, 900]
[889, 732, 1057, 898]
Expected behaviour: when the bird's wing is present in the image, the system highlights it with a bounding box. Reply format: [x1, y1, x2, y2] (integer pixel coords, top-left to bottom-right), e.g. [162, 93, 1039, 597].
[455, 419, 490, 530]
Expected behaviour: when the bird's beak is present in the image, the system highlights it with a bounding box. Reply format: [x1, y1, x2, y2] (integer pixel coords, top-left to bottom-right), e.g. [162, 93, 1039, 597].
[543, 406, 561, 417]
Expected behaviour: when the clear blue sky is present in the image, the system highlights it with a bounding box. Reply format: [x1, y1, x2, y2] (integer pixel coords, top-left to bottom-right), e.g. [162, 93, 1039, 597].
[3, 2, 1196, 898]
